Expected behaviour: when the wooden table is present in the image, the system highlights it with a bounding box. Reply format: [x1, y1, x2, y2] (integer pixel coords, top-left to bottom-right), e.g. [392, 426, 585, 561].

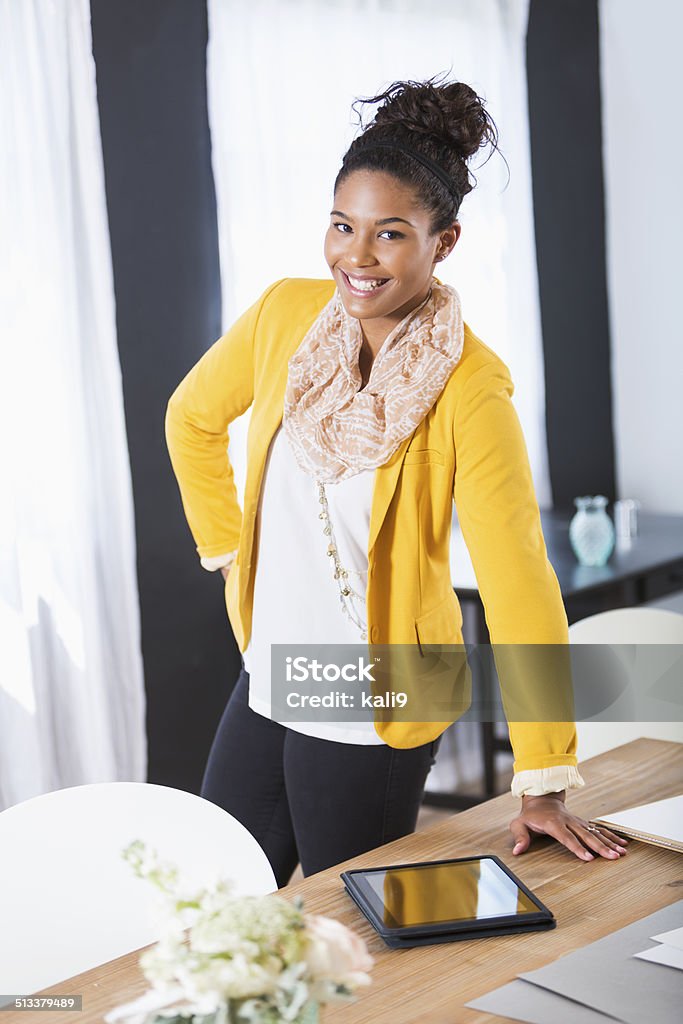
[7, 739, 682, 1024]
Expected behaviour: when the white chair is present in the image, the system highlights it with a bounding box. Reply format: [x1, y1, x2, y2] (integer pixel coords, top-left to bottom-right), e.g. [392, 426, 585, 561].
[0, 782, 277, 997]
[568, 607, 683, 762]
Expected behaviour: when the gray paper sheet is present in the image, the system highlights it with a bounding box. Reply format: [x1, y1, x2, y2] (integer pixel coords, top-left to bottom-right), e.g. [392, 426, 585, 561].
[465, 902, 683, 1024]
[466, 978, 620, 1024]
[518, 901, 683, 1024]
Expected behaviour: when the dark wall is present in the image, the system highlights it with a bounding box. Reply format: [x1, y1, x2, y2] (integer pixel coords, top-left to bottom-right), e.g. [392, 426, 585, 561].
[527, 0, 616, 510]
[91, 0, 241, 793]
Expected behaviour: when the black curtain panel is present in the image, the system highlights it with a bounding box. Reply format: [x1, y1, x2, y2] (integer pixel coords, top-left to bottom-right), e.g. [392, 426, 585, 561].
[527, 0, 616, 510]
[90, 0, 240, 793]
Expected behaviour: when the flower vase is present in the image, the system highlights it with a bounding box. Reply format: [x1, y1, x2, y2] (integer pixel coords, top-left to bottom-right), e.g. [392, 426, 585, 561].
[161, 1004, 320, 1024]
[569, 495, 615, 567]
[216, 999, 318, 1024]
[296, 1002, 320, 1024]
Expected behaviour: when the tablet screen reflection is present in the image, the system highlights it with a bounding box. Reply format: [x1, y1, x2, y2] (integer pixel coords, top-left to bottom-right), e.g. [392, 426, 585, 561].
[366, 860, 537, 928]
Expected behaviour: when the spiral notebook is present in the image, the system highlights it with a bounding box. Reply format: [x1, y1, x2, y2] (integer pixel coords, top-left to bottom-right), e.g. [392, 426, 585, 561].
[590, 794, 683, 853]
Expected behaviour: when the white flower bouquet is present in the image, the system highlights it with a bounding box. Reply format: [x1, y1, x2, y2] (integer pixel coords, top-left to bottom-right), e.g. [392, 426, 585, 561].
[105, 842, 373, 1024]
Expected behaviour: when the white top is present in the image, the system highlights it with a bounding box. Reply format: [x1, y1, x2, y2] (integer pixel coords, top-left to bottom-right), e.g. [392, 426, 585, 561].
[203, 429, 585, 791]
[242, 425, 384, 744]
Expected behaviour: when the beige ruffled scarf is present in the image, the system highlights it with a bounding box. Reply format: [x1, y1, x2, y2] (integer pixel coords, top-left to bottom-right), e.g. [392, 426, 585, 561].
[282, 278, 464, 482]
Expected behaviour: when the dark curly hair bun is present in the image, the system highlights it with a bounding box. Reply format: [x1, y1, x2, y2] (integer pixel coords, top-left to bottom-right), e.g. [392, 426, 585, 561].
[366, 78, 497, 162]
[337, 72, 502, 230]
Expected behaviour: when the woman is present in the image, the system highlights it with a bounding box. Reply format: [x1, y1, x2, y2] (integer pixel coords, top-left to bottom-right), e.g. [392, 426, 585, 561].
[166, 77, 627, 886]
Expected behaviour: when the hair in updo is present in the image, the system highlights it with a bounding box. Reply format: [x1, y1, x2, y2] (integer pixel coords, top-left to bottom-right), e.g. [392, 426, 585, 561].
[336, 72, 502, 234]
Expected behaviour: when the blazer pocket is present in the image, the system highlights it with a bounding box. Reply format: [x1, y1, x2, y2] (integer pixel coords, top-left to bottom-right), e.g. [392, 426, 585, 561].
[415, 590, 463, 651]
[414, 592, 471, 718]
[403, 448, 445, 466]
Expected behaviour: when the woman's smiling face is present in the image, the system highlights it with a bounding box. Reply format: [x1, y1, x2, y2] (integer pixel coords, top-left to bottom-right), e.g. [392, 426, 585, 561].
[324, 169, 460, 329]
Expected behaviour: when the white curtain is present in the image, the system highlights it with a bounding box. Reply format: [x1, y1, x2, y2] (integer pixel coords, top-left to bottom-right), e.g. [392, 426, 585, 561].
[0, 0, 146, 810]
[207, 0, 549, 510]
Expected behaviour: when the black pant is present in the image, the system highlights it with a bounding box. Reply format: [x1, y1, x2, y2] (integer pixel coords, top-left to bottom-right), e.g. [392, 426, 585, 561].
[201, 667, 441, 887]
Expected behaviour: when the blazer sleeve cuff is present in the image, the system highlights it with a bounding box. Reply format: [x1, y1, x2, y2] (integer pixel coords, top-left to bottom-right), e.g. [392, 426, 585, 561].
[511, 765, 586, 798]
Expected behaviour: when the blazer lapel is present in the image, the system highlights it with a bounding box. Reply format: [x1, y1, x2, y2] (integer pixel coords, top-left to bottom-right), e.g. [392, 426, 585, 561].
[243, 308, 324, 518]
[368, 429, 416, 555]
[240, 321, 312, 574]
[258, 312, 319, 448]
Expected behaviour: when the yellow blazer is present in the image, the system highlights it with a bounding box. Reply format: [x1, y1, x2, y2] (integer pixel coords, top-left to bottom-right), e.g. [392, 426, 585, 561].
[165, 278, 578, 772]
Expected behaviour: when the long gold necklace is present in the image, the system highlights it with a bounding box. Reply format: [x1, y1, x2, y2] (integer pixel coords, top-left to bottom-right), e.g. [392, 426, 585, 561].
[316, 481, 368, 641]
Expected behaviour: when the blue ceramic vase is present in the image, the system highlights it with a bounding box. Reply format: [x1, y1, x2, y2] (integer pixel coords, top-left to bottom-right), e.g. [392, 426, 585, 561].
[569, 496, 615, 567]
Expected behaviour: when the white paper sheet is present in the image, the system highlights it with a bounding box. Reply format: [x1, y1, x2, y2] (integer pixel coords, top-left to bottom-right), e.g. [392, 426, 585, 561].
[651, 925, 683, 950]
[634, 944, 683, 970]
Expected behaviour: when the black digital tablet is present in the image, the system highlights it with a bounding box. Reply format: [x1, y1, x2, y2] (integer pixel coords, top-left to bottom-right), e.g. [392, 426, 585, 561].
[341, 856, 555, 948]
